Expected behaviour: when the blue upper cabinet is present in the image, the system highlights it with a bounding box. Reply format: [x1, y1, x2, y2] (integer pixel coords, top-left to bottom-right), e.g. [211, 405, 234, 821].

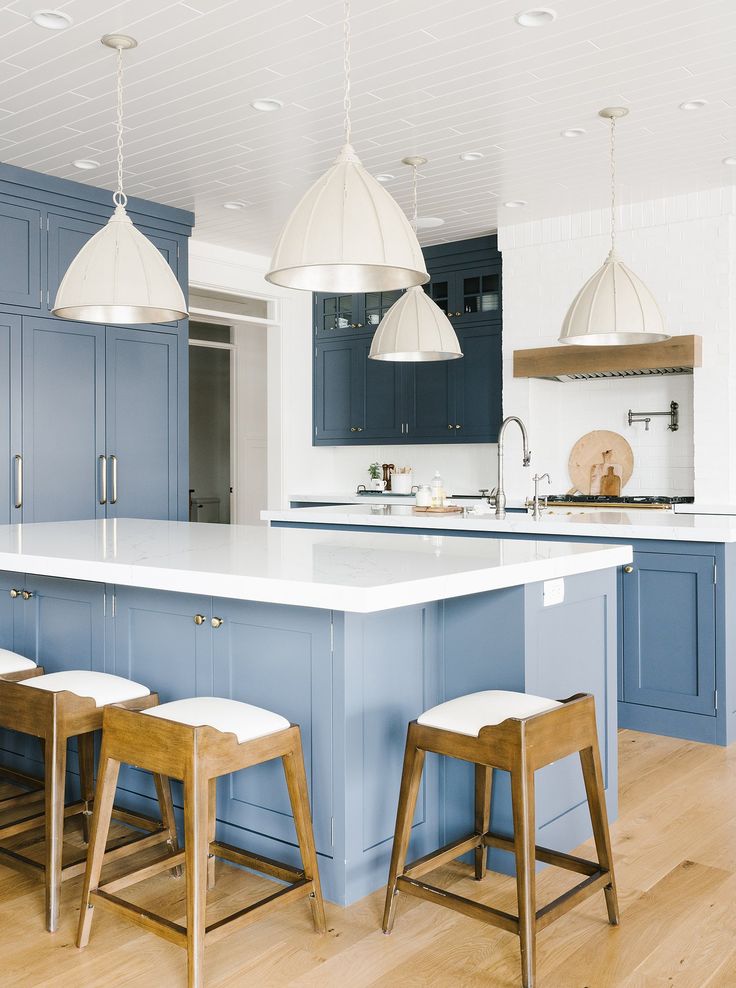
[313, 236, 502, 446]
[0, 198, 42, 310]
[0, 164, 192, 524]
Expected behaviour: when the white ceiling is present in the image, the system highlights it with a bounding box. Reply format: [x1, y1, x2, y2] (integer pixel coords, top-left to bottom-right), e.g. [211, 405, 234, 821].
[1, 0, 736, 253]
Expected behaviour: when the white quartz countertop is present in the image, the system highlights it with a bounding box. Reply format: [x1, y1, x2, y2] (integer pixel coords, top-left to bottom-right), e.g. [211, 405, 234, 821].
[288, 491, 528, 507]
[263, 503, 736, 543]
[0, 518, 630, 614]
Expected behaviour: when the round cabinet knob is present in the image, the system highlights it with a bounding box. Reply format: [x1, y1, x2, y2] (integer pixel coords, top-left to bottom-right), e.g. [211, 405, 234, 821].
[211, 616, 224, 629]
[455, 424, 462, 430]
[9, 589, 19, 599]
[21, 590, 33, 600]
[623, 565, 634, 574]
[455, 311, 462, 316]
[193, 613, 206, 625]
[350, 426, 357, 432]
[357, 323, 363, 328]
[357, 427, 363, 432]
[448, 424, 453, 430]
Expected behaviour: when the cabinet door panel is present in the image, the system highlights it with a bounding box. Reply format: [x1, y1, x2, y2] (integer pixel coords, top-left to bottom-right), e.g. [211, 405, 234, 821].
[0, 316, 21, 524]
[0, 199, 41, 309]
[314, 293, 365, 339]
[458, 265, 501, 324]
[46, 212, 104, 309]
[0, 571, 27, 653]
[111, 586, 212, 802]
[212, 599, 333, 856]
[314, 340, 363, 442]
[359, 340, 404, 441]
[22, 317, 105, 522]
[454, 326, 502, 441]
[105, 327, 178, 520]
[406, 361, 456, 441]
[623, 552, 716, 715]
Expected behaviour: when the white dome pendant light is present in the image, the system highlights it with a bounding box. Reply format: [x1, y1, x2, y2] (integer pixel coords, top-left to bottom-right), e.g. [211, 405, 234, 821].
[265, 1, 428, 293]
[370, 158, 462, 362]
[559, 107, 669, 346]
[52, 35, 188, 325]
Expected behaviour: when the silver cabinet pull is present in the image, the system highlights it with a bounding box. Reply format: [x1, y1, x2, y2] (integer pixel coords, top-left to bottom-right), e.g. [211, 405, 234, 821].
[14, 454, 22, 510]
[455, 424, 462, 430]
[98, 455, 107, 505]
[109, 455, 118, 504]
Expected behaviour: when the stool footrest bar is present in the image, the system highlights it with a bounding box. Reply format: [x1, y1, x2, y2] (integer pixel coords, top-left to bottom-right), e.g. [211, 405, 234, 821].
[0, 800, 84, 840]
[91, 889, 187, 947]
[536, 870, 610, 931]
[404, 833, 483, 880]
[396, 876, 519, 935]
[211, 840, 305, 884]
[205, 877, 313, 945]
[100, 850, 186, 894]
[483, 832, 601, 877]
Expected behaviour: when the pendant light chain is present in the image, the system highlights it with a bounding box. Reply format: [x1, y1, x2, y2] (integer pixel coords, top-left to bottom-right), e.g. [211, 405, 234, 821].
[343, 0, 352, 146]
[114, 45, 127, 208]
[609, 114, 616, 256]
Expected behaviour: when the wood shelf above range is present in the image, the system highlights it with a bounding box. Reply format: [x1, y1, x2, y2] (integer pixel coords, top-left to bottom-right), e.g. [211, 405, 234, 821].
[513, 334, 702, 381]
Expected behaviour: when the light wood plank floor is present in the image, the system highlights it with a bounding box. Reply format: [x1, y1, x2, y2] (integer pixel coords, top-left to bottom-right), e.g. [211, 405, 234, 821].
[0, 729, 733, 987]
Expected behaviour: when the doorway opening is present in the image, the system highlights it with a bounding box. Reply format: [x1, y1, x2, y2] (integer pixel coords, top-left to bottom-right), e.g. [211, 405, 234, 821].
[188, 290, 270, 525]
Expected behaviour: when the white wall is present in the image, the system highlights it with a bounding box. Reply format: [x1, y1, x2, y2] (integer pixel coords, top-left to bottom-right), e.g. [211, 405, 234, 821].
[498, 188, 736, 504]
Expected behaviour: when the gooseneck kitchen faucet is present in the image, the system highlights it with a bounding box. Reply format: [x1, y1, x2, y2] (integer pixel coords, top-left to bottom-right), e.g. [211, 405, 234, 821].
[496, 416, 531, 518]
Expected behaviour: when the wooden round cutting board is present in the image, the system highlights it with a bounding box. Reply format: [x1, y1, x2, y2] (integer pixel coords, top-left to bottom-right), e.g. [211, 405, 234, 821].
[568, 431, 634, 495]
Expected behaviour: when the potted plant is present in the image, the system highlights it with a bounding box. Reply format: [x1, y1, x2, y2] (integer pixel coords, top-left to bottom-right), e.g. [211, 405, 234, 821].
[368, 462, 385, 491]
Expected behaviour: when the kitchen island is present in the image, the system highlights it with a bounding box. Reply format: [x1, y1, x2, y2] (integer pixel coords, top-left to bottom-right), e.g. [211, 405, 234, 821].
[0, 518, 629, 905]
[264, 503, 736, 746]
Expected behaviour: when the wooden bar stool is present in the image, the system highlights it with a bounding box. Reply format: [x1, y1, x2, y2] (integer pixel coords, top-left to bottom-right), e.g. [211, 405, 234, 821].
[0, 649, 46, 808]
[0, 670, 180, 932]
[383, 691, 619, 988]
[78, 696, 326, 988]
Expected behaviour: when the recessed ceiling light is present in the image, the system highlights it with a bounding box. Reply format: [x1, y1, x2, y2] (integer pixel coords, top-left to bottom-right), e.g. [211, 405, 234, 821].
[503, 200, 528, 208]
[459, 151, 484, 161]
[679, 99, 708, 111]
[723, 156, 736, 166]
[515, 8, 557, 27]
[223, 201, 248, 210]
[416, 216, 445, 229]
[561, 128, 586, 138]
[31, 9, 73, 30]
[250, 98, 283, 113]
[72, 158, 100, 170]
[375, 173, 395, 183]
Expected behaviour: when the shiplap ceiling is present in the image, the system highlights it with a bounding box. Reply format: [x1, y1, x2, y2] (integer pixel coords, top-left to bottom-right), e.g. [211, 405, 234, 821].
[1, 0, 735, 252]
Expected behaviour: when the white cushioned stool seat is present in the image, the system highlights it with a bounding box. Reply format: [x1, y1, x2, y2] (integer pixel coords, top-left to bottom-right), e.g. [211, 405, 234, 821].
[143, 696, 290, 744]
[18, 670, 150, 707]
[417, 690, 562, 738]
[0, 648, 37, 675]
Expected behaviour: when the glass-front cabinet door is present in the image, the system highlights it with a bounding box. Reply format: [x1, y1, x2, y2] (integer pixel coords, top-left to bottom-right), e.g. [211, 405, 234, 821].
[314, 293, 366, 339]
[364, 289, 403, 329]
[423, 276, 451, 316]
[459, 266, 501, 323]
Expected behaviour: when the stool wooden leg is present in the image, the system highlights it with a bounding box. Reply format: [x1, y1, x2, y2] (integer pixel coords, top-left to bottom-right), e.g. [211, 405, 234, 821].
[153, 772, 182, 878]
[184, 765, 209, 988]
[207, 778, 217, 890]
[283, 732, 326, 934]
[382, 724, 426, 934]
[580, 738, 619, 926]
[474, 764, 492, 880]
[44, 727, 67, 933]
[77, 745, 121, 948]
[78, 732, 95, 844]
[511, 761, 537, 988]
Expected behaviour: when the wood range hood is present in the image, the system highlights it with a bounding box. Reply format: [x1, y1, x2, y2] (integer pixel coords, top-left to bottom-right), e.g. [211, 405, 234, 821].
[513, 334, 702, 382]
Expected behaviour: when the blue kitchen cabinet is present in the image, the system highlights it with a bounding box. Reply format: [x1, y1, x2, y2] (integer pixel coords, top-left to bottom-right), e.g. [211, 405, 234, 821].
[46, 212, 105, 310]
[105, 327, 179, 520]
[622, 550, 716, 716]
[0, 572, 28, 653]
[0, 198, 42, 310]
[21, 316, 106, 523]
[211, 598, 334, 856]
[0, 316, 21, 524]
[312, 235, 502, 446]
